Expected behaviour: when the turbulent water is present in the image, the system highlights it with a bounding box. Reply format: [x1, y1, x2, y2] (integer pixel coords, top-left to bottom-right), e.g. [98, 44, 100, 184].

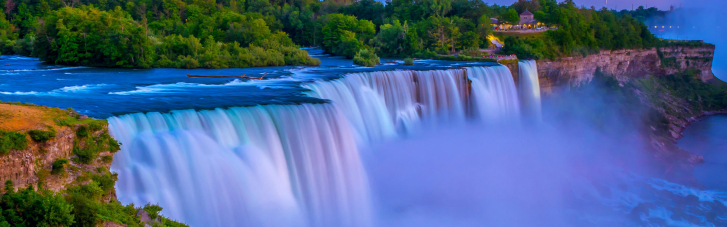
[108, 65, 531, 226]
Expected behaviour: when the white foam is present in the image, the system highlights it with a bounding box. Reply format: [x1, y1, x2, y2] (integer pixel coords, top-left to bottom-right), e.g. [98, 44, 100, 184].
[109, 78, 302, 95]
[0, 84, 108, 96]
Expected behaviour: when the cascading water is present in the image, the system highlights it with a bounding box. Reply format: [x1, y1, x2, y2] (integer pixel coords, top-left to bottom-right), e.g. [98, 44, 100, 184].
[466, 66, 521, 123]
[109, 64, 540, 227]
[518, 60, 542, 121]
[303, 69, 470, 142]
[304, 66, 521, 142]
[108, 104, 372, 227]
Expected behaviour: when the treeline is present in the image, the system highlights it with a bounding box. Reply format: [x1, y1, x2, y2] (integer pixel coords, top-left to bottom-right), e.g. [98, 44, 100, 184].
[499, 0, 658, 60]
[0, 1, 320, 68]
[0, 0, 660, 67]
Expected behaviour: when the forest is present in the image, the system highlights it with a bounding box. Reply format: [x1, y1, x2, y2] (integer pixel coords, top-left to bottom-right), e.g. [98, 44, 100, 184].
[0, 0, 662, 68]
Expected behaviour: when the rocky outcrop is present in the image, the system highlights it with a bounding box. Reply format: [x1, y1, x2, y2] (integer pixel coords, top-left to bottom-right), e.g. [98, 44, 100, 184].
[0, 126, 75, 190]
[0, 103, 115, 192]
[533, 46, 715, 94]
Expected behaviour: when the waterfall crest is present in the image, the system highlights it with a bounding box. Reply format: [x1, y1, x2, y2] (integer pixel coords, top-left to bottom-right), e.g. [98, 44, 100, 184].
[304, 69, 470, 142]
[305, 66, 522, 142]
[108, 104, 372, 227]
[518, 60, 542, 120]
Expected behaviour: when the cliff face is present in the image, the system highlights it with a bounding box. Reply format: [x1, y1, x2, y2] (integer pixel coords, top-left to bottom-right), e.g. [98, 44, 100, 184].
[0, 103, 115, 192]
[535, 46, 715, 94]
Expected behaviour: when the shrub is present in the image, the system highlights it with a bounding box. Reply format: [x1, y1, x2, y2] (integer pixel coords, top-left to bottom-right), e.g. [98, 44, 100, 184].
[52, 159, 69, 175]
[76, 125, 89, 138]
[88, 122, 104, 132]
[74, 146, 97, 164]
[404, 58, 414, 65]
[28, 129, 56, 142]
[0, 130, 28, 154]
[353, 49, 380, 67]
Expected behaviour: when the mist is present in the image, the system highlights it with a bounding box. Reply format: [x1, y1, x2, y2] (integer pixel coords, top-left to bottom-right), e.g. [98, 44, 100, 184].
[362, 83, 663, 226]
[651, 0, 727, 80]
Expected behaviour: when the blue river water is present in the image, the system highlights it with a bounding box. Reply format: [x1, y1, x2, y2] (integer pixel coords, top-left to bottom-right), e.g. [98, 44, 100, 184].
[678, 115, 727, 190]
[0, 50, 495, 118]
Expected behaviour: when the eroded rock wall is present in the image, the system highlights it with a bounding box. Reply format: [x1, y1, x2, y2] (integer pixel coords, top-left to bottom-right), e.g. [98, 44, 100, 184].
[534, 46, 715, 93]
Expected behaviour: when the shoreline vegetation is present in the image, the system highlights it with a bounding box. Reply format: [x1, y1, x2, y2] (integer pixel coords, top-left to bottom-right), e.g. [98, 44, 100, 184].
[0, 0, 701, 68]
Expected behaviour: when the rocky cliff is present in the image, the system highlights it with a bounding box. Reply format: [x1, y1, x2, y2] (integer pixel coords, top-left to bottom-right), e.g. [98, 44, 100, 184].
[0, 103, 116, 192]
[534, 46, 716, 94]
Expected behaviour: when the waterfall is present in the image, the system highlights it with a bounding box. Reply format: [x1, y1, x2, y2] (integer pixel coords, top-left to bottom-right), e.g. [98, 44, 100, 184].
[466, 66, 521, 123]
[304, 66, 521, 142]
[108, 64, 540, 227]
[108, 104, 372, 227]
[518, 60, 542, 120]
[303, 69, 470, 142]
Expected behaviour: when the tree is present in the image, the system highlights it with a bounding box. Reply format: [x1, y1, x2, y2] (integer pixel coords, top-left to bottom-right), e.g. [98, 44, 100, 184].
[502, 8, 519, 24]
[320, 13, 375, 58]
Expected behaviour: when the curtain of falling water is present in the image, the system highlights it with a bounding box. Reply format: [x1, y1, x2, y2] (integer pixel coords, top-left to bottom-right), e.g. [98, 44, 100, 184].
[108, 104, 372, 227]
[518, 60, 542, 121]
[109, 65, 538, 227]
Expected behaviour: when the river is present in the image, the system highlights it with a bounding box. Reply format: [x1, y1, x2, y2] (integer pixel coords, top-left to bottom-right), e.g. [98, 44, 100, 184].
[679, 115, 727, 190]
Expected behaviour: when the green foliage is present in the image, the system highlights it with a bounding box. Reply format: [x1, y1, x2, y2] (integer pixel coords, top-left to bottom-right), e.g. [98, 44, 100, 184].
[0, 0, 672, 64]
[502, 8, 519, 24]
[661, 57, 678, 69]
[404, 58, 414, 65]
[28, 128, 56, 143]
[499, 0, 658, 59]
[0, 130, 27, 155]
[0, 185, 75, 227]
[352, 49, 380, 67]
[143, 204, 164, 220]
[658, 69, 727, 112]
[500, 36, 558, 60]
[0, 175, 187, 227]
[76, 125, 89, 138]
[52, 159, 69, 175]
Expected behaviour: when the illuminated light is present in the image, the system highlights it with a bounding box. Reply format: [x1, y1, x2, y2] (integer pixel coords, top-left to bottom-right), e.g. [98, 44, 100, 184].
[654, 26, 657, 28]
[662, 26, 664, 28]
